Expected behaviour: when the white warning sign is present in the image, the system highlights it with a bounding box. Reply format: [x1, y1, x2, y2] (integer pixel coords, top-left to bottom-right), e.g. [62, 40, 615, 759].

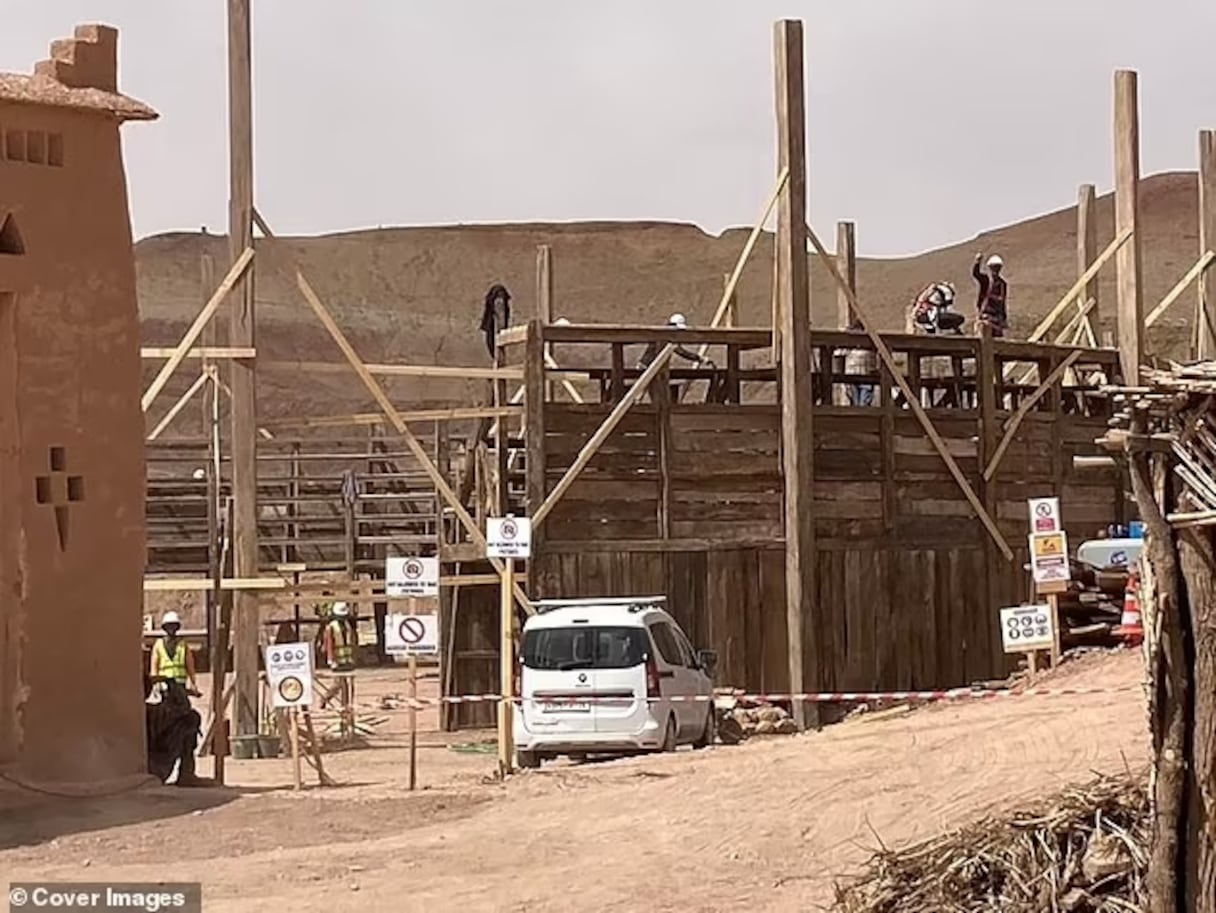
[486, 515, 532, 559]
[999, 605, 1056, 653]
[385, 613, 440, 655]
[265, 642, 315, 708]
[386, 556, 439, 598]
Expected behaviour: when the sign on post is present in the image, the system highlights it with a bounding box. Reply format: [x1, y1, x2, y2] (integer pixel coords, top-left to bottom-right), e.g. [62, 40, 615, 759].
[1029, 530, 1071, 590]
[1029, 497, 1061, 534]
[486, 515, 532, 559]
[265, 642, 314, 708]
[1000, 605, 1056, 653]
[386, 556, 439, 598]
[385, 613, 440, 655]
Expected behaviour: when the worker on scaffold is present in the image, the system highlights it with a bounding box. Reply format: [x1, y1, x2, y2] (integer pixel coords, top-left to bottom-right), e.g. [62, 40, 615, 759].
[972, 252, 1009, 337]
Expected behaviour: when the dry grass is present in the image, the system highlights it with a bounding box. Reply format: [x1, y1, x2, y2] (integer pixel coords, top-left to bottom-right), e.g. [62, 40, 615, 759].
[833, 774, 1149, 913]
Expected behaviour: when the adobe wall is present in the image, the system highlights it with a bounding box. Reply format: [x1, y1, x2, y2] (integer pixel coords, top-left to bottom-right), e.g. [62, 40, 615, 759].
[0, 100, 147, 784]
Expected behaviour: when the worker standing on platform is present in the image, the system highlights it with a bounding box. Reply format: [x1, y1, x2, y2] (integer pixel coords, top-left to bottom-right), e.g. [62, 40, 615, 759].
[972, 253, 1009, 337]
[149, 611, 199, 696]
[637, 313, 710, 370]
[480, 283, 512, 357]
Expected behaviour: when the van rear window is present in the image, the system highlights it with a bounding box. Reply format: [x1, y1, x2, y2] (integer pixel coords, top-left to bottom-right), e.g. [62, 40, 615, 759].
[521, 626, 649, 671]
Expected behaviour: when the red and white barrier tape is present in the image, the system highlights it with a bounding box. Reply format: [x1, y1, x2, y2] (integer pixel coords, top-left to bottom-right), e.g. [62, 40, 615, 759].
[384, 684, 1141, 707]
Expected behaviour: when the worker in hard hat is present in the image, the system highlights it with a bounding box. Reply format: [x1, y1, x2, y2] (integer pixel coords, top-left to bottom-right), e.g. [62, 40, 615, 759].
[908, 282, 964, 335]
[637, 314, 712, 370]
[972, 253, 1009, 337]
[322, 602, 357, 673]
[149, 611, 200, 696]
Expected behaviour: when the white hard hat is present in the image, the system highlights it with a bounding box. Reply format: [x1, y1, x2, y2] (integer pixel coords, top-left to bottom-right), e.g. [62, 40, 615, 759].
[668, 313, 687, 328]
[192, 468, 206, 481]
[553, 317, 571, 326]
[161, 611, 181, 627]
[331, 602, 350, 617]
[938, 282, 956, 301]
[986, 254, 1004, 269]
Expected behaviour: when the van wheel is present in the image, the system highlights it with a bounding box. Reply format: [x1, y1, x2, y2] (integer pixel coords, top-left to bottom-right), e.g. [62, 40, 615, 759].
[692, 707, 715, 749]
[660, 715, 678, 753]
[516, 749, 541, 769]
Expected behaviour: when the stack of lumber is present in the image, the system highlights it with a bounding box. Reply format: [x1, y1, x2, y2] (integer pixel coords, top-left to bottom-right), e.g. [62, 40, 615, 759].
[1055, 558, 1131, 649]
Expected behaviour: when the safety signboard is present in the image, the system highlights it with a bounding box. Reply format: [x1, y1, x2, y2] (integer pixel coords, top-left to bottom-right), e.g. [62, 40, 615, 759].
[386, 556, 439, 598]
[1029, 530, 1071, 589]
[486, 515, 532, 559]
[1029, 497, 1061, 534]
[1000, 604, 1056, 653]
[265, 642, 314, 708]
[385, 613, 440, 655]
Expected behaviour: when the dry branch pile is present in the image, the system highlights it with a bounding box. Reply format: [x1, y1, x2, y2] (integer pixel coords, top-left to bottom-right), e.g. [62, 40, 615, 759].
[833, 775, 1149, 913]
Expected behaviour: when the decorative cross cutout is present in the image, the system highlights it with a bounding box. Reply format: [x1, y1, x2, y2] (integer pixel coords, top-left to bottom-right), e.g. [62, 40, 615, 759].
[34, 446, 84, 551]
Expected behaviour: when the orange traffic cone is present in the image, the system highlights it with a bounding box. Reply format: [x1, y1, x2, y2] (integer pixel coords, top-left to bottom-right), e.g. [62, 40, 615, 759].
[1115, 568, 1143, 646]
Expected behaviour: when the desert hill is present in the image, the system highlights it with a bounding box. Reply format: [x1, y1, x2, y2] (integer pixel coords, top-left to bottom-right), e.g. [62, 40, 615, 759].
[137, 171, 1203, 424]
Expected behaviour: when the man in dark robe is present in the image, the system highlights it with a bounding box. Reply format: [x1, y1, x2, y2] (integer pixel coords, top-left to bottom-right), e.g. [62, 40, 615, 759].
[144, 673, 208, 786]
[480, 284, 512, 356]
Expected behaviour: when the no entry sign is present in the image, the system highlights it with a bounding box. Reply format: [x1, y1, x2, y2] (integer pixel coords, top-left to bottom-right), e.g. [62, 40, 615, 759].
[385, 613, 440, 655]
[486, 515, 532, 559]
[386, 556, 439, 598]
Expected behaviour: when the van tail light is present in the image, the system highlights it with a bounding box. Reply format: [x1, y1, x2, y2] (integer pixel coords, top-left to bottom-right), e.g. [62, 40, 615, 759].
[646, 655, 661, 699]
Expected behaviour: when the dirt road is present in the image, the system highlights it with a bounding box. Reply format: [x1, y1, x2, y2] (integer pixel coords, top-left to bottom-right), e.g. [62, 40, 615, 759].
[1, 651, 1147, 912]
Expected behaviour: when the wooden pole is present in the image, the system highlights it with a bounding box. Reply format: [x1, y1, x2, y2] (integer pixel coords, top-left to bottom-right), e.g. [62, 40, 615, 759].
[524, 321, 549, 595]
[408, 653, 418, 791]
[537, 245, 554, 400]
[1076, 184, 1099, 341]
[290, 706, 302, 791]
[1114, 70, 1144, 384]
[1198, 130, 1216, 360]
[836, 220, 857, 328]
[774, 19, 816, 731]
[723, 273, 737, 327]
[498, 557, 515, 775]
[227, 0, 260, 739]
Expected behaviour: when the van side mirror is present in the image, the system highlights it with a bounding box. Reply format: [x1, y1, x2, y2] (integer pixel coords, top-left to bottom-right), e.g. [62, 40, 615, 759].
[696, 649, 718, 677]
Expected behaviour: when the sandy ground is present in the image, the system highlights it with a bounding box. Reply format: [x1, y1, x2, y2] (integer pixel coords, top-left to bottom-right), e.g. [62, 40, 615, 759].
[1, 651, 1148, 912]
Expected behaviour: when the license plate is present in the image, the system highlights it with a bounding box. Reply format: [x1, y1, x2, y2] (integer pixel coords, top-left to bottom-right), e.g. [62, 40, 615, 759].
[540, 700, 590, 713]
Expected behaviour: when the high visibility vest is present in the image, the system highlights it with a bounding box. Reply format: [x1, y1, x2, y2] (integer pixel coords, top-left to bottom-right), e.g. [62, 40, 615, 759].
[328, 619, 355, 666]
[153, 638, 189, 683]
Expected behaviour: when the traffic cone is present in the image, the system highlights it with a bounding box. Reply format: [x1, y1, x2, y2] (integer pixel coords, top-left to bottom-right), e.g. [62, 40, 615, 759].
[1114, 568, 1143, 646]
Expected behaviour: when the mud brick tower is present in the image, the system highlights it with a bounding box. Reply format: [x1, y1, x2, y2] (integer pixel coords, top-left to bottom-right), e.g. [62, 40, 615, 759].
[0, 25, 156, 787]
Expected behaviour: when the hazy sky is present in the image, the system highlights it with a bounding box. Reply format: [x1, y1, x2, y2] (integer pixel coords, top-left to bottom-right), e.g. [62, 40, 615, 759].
[4, 1, 1215, 255]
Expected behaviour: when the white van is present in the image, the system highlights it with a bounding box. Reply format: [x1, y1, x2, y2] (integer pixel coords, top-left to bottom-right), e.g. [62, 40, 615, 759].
[512, 596, 718, 769]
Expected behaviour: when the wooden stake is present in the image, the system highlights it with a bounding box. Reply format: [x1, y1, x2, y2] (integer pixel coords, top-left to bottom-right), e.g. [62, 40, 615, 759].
[1077, 184, 1099, 339]
[301, 710, 335, 787]
[290, 706, 302, 791]
[1146, 251, 1216, 329]
[983, 351, 1083, 481]
[408, 653, 418, 791]
[147, 371, 209, 441]
[498, 557, 515, 776]
[1200, 130, 1216, 360]
[1114, 70, 1144, 384]
[1025, 227, 1132, 345]
[537, 245, 554, 400]
[775, 19, 816, 730]
[836, 220, 857, 328]
[140, 248, 254, 411]
[1048, 593, 1062, 668]
[227, 0, 260, 741]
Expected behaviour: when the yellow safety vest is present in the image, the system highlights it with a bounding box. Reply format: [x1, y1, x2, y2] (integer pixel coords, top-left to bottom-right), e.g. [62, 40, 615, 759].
[328, 619, 355, 666]
[153, 638, 189, 683]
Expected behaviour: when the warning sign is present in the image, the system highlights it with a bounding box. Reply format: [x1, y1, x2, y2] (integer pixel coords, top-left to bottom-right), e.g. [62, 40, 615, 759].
[1000, 605, 1056, 653]
[1029, 530, 1071, 589]
[386, 556, 439, 598]
[385, 613, 440, 655]
[1029, 497, 1061, 534]
[264, 642, 314, 708]
[486, 515, 532, 559]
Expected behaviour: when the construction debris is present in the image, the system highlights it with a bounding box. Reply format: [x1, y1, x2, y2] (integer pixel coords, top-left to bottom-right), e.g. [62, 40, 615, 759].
[831, 774, 1148, 913]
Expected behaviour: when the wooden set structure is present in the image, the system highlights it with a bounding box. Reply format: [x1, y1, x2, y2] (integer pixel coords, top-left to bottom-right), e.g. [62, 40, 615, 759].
[139, 10, 1216, 746]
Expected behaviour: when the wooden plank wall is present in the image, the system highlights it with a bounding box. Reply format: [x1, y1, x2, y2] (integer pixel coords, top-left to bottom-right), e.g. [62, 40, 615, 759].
[525, 398, 1121, 695]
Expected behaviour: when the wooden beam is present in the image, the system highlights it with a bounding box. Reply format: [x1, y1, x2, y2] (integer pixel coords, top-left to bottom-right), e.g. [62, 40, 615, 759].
[259, 405, 520, 431]
[140, 247, 254, 412]
[227, 0, 259, 740]
[808, 220, 1014, 560]
[1146, 251, 1216, 329]
[1198, 130, 1216, 359]
[146, 371, 209, 441]
[1114, 69, 1144, 385]
[1025, 227, 1132, 345]
[836, 220, 857, 328]
[531, 342, 676, 528]
[1077, 184, 1099, 339]
[524, 320, 549, 596]
[262, 361, 524, 381]
[537, 245, 554, 400]
[775, 19, 816, 730]
[694, 167, 788, 362]
[982, 350, 1083, 481]
[142, 346, 256, 360]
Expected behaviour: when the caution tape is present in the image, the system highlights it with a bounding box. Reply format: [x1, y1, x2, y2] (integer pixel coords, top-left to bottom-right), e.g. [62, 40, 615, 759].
[378, 684, 1141, 708]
